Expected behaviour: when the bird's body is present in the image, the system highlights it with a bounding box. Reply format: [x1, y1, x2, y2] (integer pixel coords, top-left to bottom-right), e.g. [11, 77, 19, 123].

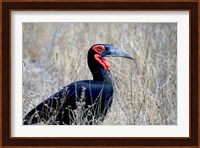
[24, 80, 113, 125]
[23, 44, 133, 125]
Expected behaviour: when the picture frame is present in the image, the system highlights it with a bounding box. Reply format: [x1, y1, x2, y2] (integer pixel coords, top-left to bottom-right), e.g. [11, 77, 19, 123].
[1, 1, 198, 147]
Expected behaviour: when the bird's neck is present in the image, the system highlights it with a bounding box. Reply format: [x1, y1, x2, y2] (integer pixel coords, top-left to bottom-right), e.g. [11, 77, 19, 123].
[92, 68, 113, 84]
[88, 52, 113, 84]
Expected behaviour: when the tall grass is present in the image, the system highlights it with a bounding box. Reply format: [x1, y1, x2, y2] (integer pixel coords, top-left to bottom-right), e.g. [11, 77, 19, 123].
[23, 23, 177, 125]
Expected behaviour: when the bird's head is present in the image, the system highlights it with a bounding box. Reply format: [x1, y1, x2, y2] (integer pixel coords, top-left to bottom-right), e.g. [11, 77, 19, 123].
[89, 44, 133, 71]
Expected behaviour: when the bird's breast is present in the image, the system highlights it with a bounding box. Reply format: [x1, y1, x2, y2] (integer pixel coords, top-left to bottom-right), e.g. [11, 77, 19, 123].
[61, 80, 113, 109]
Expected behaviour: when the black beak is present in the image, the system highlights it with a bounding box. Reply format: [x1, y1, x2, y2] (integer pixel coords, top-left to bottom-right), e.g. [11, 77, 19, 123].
[101, 44, 133, 60]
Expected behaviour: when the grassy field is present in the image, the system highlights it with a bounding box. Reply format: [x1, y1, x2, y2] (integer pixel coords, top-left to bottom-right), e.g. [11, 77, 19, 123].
[23, 22, 177, 125]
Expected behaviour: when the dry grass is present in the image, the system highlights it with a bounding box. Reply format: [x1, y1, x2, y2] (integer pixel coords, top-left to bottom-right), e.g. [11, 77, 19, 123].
[23, 22, 177, 125]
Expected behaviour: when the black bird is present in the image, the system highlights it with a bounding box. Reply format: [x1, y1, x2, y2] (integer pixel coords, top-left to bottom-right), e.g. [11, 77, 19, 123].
[23, 44, 133, 125]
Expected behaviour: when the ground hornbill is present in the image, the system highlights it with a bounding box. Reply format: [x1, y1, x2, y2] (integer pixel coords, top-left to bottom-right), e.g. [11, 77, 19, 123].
[23, 44, 133, 125]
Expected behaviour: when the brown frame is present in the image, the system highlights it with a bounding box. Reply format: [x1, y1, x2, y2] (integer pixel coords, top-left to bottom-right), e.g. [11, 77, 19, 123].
[1, 1, 198, 147]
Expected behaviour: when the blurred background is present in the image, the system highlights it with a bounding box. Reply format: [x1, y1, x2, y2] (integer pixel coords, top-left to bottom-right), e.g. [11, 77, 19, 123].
[23, 22, 177, 125]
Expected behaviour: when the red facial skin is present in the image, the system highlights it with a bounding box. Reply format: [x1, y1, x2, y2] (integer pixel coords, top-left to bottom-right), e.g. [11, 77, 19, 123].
[92, 45, 110, 71]
[92, 45, 105, 54]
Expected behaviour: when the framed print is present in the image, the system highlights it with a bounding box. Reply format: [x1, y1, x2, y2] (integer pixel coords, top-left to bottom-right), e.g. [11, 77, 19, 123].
[2, 1, 198, 147]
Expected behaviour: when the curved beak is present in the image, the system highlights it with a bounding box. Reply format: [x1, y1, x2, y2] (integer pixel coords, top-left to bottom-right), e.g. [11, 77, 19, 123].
[101, 44, 133, 60]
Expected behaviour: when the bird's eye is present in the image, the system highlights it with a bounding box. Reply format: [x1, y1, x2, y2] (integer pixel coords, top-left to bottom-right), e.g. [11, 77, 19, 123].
[98, 47, 102, 52]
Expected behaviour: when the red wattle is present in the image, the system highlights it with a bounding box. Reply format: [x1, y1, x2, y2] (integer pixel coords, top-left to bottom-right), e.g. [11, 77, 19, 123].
[94, 54, 110, 70]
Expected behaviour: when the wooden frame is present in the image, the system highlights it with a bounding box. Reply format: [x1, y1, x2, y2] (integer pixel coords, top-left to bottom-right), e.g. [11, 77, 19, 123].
[1, 1, 198, 147]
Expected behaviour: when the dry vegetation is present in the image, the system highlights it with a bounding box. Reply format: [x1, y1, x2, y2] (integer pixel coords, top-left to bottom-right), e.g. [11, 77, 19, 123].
[23, 22, 177, 125]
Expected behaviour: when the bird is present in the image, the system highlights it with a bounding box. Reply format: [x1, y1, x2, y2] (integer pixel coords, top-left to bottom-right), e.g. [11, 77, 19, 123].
[23, 44, 133, 125]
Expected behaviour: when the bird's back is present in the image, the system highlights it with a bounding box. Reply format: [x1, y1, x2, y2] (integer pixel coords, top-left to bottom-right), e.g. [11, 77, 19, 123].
[23, 80, 113, 125]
